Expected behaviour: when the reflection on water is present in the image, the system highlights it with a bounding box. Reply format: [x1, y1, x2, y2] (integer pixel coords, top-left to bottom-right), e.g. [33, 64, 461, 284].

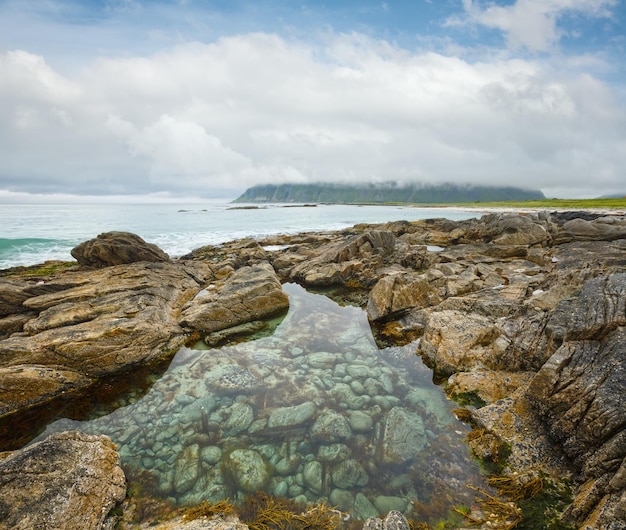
[37, 283, 486, 523]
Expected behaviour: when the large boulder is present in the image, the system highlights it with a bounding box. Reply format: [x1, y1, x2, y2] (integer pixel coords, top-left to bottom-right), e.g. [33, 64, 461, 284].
[0, 431, 126, 530]
[71, 231, 170, 267]
[181, 261, 289, 333]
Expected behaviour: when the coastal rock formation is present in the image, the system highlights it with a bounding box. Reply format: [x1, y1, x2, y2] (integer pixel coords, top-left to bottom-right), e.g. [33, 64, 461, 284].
[71, 231, 170, 267]
[0, 261, 209, 426]
[0, 431, 125, 530]
[180, 261, 289, 333]
[1, 210, 626, 528]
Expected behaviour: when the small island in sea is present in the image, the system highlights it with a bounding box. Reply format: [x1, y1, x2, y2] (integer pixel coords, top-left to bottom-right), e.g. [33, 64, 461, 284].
[233, 182, 545, 204]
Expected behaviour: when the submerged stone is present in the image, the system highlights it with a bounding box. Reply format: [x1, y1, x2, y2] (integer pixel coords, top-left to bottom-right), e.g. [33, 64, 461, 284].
[173, 444, 200, 494]
[205, 365, 262, 395]
[331, 459, 369, 489]
[267, 402, 316, 429]
[381, 407, 427, 465]
[225, 449, 269, 493]
[310, 409, 352, 443]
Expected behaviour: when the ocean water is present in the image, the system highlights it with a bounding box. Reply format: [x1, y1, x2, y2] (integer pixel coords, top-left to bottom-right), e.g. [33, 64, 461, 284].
[0, 202, 479, 269]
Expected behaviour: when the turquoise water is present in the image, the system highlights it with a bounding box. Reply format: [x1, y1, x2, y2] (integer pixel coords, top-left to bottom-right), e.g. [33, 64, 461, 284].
[35, 283, 487, 524]
[0, 202, 478, 269]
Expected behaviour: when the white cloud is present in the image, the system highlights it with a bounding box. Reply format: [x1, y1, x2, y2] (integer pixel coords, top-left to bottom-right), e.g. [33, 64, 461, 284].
[447, 0, 618, 52]
[0, 32, 624, 199]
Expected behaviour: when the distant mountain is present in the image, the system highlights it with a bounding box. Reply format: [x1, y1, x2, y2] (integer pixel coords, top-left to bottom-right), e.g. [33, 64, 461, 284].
[233, 182, 545, 204]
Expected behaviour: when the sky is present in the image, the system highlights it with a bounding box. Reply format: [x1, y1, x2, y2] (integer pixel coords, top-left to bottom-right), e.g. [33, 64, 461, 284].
[0, 0, 624, 201]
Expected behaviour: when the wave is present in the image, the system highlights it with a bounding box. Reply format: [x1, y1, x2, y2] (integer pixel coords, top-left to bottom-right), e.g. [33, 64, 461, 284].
[0, 238, 75, 270]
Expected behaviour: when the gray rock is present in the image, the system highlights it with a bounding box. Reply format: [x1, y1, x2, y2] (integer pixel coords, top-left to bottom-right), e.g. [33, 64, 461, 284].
[267, 402, 316, 430]
[374, 496, 408, 514]
[383, 510, 410, 530]
[205, 365, 262, 395]
[348, 410, 374, 432]
[381, 407, 427, 465]
[303, 460, 324, 494]
[200, 446, 222, 465]
[330, 488, 355, 511]
[224, 449, 269, 493]
[223, 402, 254, 435]
[354, 493, 379, 519]
[317, 443, 351, 463]
[174, 444, 200, 494]
[274, 455, 301, 475]
[310, 409, 352, 443]
[331, 459, 369, 489]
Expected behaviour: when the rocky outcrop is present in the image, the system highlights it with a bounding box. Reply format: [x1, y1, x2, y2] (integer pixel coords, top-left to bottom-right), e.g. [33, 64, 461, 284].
[0, 261, 211, 424]
[525, 273, 626, 528]
[0, 431, 126, 530]
[71, 231, 170, 267]
[1, 210, 626, 529]
[288, 230, 395, 287]
[180, 261, 289, 333]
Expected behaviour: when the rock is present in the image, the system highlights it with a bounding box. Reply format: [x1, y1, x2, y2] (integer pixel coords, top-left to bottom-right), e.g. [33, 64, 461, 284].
[224, 449, 269, 493]
[267, 402, 316, 430]
[526, 324, 626, 529]
[446, 370, 534, 405]
[381, 407, 426, 465]
[331, 458, 369, 489]
[383, 511, 410, 530]
[205, 365, 262, 395]
[354, 493, 379, 519]
[310, 409, 352, 443]
[329, 488, 355, 511]
[174, 444, 200, 494]
[554, 216, 626, 244]
[275, 455, 301, 475]
[0, 260, 209, 422]
[0, 431, 125, 530]
[200, 446, 222, 465]
[71, 231, 169, 267]
[181, 262, 289, 333]
[290, 231, 395, 287]
[374, 497, 408, 514]
[417, 309, 510, 375]
[367, 272, 442, 321]
[0, 365, 90, 419]
[317, 443, 350, 463]
[303, 460, 324, 494]
[223, 402, 254, 435]
[348, 411, 374, 433]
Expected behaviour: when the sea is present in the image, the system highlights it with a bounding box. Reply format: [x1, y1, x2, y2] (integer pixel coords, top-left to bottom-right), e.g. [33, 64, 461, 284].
[0, 201, 481, 270]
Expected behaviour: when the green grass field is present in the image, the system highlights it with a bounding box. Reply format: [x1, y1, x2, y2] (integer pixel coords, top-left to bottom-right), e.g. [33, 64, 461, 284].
[436, 198, 626, 210]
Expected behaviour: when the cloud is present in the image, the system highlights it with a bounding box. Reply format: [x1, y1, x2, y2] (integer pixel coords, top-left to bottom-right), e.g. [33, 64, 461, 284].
[0, 32, 625, 199]
[446, 0, 618, 52]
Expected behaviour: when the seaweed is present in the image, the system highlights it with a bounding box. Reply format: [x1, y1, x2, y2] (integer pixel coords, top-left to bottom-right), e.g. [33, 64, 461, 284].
[237, 491, 345, 530]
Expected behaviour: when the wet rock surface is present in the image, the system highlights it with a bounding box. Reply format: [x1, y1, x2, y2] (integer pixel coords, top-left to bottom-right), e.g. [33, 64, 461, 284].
[0, 210, 625, 528]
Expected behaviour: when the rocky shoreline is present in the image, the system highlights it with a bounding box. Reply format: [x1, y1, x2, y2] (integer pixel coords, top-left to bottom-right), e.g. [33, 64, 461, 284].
[1, 211, 625, 529]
